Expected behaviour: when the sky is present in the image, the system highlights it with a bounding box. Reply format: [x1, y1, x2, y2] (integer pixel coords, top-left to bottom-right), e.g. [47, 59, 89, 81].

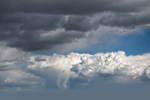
[0, 0, 150, 100]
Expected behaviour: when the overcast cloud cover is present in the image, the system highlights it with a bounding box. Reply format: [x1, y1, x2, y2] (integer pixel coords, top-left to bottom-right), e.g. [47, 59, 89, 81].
[0, 0, 150, 93]
[0, 0, 150, 51]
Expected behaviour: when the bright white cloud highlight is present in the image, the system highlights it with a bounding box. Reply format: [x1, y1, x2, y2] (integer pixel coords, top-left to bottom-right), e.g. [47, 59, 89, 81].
[28, 51, 150, 89]
[0, 44, 150, 90]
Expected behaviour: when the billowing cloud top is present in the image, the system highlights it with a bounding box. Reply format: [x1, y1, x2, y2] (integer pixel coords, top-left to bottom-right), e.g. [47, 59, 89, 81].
[0, 44, 150, 90]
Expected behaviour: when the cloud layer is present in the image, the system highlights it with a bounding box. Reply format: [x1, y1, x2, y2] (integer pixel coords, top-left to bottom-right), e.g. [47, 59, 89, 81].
[0, 44, 150, 90]
[0, 0, 150, 91]
[1, 0, 150, 14]
[0, 0, 150, 51]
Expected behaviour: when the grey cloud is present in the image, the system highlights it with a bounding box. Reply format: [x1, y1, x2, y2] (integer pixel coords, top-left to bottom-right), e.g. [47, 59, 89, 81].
[5, 29, 86, 51]
[0, 13, 65, 31]
[35, 57, 46, 62]
[62, 15, 99, 32]
[0, 0, 150, 51]
[0, 13, 98, 33]
[1, 70, 45, 88]
[0, 0, 149, 14]
[0, 43, 28, 62]
[0, 44, 45, 90]
[0, 12, 90, 51]
[99, 11, 150, 27]
[0, 13, 93, 51]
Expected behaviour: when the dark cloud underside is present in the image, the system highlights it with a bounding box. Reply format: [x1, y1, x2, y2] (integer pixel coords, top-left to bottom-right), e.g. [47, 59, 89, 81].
[0, 0, 150, 51]
[0, 0, 149, 14]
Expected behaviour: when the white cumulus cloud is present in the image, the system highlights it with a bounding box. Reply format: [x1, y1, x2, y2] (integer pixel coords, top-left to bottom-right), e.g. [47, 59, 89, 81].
[0, 43, 150, 90]
[28, 51, 150, 89]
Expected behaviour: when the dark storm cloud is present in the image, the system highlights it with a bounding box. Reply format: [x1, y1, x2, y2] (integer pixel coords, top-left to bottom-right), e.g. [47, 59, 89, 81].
[0, 13, 65, 30]
[0, 13, 97, 32]
[0, 12, 96, 51]
[99, 12, 150, 27]
[0, 0, 149, 14]
[62, 15, 99, 32]
[5, 30, 85, 51]
[0, 13, 88, 51]
[0, 0, 150, 51]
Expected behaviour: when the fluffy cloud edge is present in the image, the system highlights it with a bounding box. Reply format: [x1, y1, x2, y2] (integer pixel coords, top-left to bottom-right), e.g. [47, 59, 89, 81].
[1, 44, 150, 90]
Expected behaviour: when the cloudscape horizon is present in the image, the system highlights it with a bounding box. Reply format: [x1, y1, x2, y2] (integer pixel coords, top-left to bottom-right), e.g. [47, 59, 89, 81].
[0, 0, 150, 100]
